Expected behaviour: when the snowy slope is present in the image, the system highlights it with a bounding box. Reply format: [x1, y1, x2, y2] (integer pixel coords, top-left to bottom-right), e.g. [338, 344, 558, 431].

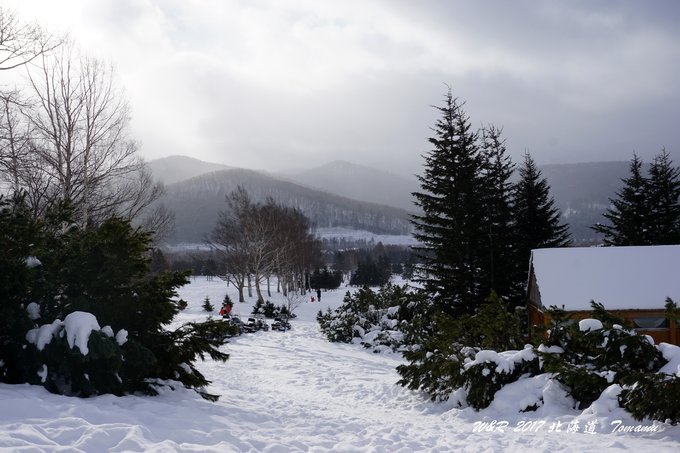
[1, 277, 680, 452]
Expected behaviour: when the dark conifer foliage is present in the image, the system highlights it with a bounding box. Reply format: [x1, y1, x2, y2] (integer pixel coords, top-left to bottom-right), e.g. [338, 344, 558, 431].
[592, 154, 651, 245]
[647, 150, 680, 244]
[349, 255, 391, 287]
[0, 194, 230, 400]
[411, 89, 488, 316]
[513, 152, 571, 263]
[592, 151, 680, 246]
[310, 266, 343, 290]
[479, 125, 520, 302]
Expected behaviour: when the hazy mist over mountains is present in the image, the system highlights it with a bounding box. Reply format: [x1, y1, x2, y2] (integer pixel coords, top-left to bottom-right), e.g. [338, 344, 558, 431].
[148, 155, 633, 245]
[276, 161, 419, 212]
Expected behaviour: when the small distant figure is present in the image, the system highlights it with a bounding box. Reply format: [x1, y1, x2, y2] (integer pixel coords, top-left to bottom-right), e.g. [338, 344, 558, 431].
[316, 288, 322, 302]
[219, 302, 232, 317]
[311, 296, 315, 303]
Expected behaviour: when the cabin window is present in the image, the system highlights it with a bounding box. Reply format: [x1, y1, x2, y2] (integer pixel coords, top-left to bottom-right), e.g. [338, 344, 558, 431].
[632, 317, 668, 329]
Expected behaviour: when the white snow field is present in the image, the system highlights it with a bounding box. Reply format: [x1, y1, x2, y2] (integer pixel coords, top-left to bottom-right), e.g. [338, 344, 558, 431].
[2, 276, 680, 452]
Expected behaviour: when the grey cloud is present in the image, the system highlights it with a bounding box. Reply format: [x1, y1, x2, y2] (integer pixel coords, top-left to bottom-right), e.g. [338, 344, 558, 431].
[11, 0, 679, 176]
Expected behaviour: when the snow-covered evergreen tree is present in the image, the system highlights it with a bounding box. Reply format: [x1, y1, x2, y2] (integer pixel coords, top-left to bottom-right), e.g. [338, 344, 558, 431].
[0, 195, 231, 400]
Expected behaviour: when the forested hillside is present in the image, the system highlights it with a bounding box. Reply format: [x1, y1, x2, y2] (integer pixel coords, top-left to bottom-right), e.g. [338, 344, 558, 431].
[149, 155, 647, 245]
[160, 168, 412, 243]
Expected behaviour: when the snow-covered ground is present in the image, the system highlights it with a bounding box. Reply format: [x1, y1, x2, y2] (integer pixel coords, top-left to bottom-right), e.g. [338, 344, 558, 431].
[1, 276, 680, 452]
[314, 227, 419, 247]
[162, 228, 419, 253]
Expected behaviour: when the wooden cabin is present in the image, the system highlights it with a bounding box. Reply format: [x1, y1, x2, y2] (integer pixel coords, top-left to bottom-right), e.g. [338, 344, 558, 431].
[527, 245, 680, 345]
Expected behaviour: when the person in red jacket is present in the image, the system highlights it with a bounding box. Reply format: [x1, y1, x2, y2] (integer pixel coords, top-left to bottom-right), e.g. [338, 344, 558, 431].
[219, 302, 232, 317]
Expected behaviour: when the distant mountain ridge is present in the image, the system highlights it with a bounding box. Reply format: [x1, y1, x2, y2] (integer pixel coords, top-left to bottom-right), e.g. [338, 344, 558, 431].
[148, 155, 638, 245]
[157, 168, 412, 243]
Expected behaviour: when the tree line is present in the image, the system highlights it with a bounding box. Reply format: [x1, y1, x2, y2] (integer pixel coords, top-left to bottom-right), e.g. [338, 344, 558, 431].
[411, 89, 569, 317]
[398, 88, 570, 393]
[592, 151, 680, 245]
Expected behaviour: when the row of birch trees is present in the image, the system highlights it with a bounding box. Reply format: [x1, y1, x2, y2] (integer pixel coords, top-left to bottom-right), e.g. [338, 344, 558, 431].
[211, 187, 322, 303]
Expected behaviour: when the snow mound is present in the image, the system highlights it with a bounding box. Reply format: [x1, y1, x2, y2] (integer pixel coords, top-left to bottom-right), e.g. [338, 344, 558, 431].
[485, 373, 575, 416]
[659, 343, 680, 376]
[115, 329, 128, 346]
[581, 384, 622, 416]
[24, 256, 42, 268]
[26, 311, 104, 355]
[579, 318, 603, 332]
[465, 345, 536, 374]
[26, 302, 40, 320]
[63, 312, 101, 355]
[26, 320, 63, 351]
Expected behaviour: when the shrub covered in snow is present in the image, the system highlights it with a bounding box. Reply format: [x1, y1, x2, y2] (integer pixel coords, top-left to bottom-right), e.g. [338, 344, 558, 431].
[540, 304, 666, 410]
[397, 291, 526, 403]
[0, 195, 231, 400]
[396, 297, 680, 422]
[24, 312, 128, 396]
[463, 346, 540, 410]
[317, 285, 419, 352]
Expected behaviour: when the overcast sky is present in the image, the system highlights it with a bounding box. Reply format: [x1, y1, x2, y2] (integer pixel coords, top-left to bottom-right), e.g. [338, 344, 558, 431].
[6, 0, 680, 177]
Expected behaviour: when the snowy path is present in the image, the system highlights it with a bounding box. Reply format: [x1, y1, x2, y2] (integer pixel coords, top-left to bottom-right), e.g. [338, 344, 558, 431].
[2, 278, 680, 452]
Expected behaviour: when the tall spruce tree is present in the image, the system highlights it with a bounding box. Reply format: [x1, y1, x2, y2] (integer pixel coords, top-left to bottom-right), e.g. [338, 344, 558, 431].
[513, 152, 571, 266]
[646, 149, 680, 244]
[411, 89, 487, 316]
[479, 125, 520, 302]
[591, 154, 652, 245]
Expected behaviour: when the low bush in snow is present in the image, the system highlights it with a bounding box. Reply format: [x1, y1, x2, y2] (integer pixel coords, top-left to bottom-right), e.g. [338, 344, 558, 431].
[317, 285, 419, 352]
[397, 297, 680, 423]
[397, 292, 527, 403]
[0, 195, 231, 401]
[463, 347, 540, 410]
[540, 305, 665, 409]
[252, 299, 296, 319]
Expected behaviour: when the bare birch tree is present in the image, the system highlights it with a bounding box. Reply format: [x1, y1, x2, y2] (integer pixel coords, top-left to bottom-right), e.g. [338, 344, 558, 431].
[18, 42, 166, 228]
[212, 187, 253, 302]
[0, 7, 60, 71]
[212, 188, 322, 302]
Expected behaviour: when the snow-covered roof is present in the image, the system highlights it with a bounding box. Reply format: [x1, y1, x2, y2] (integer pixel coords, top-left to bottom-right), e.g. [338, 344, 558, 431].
[530, 245, 680, 311]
